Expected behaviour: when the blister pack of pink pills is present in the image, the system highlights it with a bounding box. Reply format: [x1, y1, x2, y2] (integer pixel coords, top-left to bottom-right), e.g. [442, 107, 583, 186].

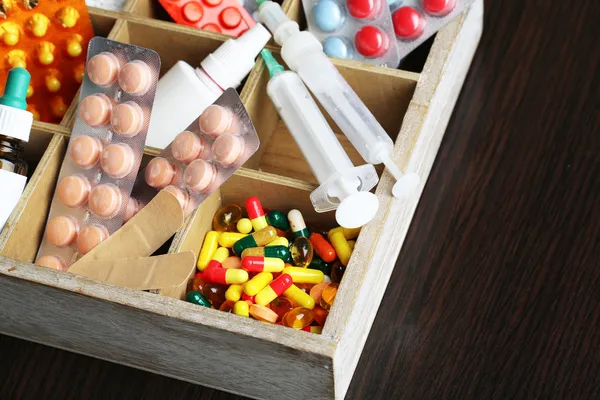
[303, 0, 401, 67]
[390, 0, 475, 58]
[35, 37, 161, 271]
[131, 88, 259, 218]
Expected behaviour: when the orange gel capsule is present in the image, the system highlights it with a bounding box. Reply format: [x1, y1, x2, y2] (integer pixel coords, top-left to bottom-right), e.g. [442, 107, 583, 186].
[282, 307, 314, 329]
[320, 283, 338, 311]
[309, 233, 337, 263]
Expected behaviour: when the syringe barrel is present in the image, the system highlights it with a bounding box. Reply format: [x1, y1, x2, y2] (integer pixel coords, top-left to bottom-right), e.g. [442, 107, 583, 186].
[266, 70, 354, 184]
[288, 49, 394, 165]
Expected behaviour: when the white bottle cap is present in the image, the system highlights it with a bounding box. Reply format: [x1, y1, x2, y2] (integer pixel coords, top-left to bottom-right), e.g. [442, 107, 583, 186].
[0, 104, 32, 142]
[200, 24, 271, 90]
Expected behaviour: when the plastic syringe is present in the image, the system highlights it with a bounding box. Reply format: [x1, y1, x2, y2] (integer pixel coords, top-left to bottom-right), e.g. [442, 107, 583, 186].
[257, 0, 420, 198]
[261, 49, 379, 228]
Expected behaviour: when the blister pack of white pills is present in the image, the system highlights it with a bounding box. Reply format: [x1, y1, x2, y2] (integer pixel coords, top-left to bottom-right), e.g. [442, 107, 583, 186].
[132, 88, 259, 218]
[303, 0, 401, 67]
[390, 0, 475, 58]
[35, 37, 160, 271]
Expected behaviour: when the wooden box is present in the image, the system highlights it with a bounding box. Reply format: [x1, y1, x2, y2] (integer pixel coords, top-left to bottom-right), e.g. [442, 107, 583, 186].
[0, 1, 483, 399]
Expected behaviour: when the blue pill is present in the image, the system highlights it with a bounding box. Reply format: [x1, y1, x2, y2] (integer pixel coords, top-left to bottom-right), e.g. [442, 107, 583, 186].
[312, 0, 344, 33]
[323, 37, 352, 60]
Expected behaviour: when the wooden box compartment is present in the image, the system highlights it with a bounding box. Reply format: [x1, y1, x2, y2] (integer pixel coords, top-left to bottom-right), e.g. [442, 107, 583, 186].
[0, 0, 484, 399]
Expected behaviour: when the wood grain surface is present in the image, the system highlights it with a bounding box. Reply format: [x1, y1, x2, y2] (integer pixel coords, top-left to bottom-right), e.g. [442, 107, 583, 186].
[2, 1, 599, 399]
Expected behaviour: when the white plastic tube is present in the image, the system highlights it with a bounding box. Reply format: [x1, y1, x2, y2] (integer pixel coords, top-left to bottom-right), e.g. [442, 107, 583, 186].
[262, 50, 379, 228]
[258, 0, 420, 198]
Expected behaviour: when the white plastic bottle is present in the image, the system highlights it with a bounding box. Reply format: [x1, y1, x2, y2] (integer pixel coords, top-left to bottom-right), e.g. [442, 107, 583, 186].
[146, 24, 271, 149]
[261, 50, 379, 228]
[0, 68, 33, 230]
[257, 0, 420, 198]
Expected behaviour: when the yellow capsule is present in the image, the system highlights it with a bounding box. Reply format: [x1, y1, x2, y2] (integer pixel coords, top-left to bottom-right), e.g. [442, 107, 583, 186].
[197, 231, 219, 271]
[218, 232, 246, 248]
[74, 63, 85, 84]
[347, 240, 356, 251]
[244, 272, 273, 296]
[236, 218, 253, 234]
[225, 284, 244, 302]
[26, 85, 33, 98]
[6, 50, 27, 69]
[27, 13, 50, 37]
[283, 284, 315, 309]
[328, 227, 361, 241]
[66, 34, 83, 57]
[233, 300, 249, 317]
[212, 247, 229, 263]
[330, 231, 352, 266]
[37, 41, 55, 65]
[0, 22, 20, 46]
[255, 285, 277, 306]
[50, 96, 67, 118]
[56, 6, 80, 29]
[282, 266, 324, 284]
[267, 237, 289, 247]
[45, 71, 61, 92]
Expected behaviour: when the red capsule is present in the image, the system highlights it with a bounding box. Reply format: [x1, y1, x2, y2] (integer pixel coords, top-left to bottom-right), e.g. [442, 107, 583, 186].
[355, 25, 389, 57]
[421, 0, 456, 16]
[392, 7, 425, 40]
[346, 0, 378, 19]
[246, 196, 265, 219]
[309, 233, 337, 263]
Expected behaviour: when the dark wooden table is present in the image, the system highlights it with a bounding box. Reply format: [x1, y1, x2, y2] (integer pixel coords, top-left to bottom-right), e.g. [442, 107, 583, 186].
[2, 1, 599, 399]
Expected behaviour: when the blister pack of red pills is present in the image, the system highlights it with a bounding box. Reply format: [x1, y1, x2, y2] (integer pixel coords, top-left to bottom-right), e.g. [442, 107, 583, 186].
[132, 88, 259, 218]
[391, 0, 475, 58]
[303, 0, 401, 67]
[35, 37, 161, 271]
[158, 0, 256, 37]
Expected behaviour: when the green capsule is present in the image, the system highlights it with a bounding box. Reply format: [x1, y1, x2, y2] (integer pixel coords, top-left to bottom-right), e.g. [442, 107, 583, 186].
[241, 245, 291, 262]
[186, 290, 211, 307]
[266, 209, 290, 231]
[308, 255, 332, 276]
[232, 226, 278, 255]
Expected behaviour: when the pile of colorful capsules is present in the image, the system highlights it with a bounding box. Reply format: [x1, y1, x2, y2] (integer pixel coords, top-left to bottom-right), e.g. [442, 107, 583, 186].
[186, 196, 359, 333]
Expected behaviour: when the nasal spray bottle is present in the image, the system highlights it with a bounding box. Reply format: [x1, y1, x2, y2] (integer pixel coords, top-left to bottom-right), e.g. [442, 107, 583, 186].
[257, 0, 420, 198]
[0, 68, 33, 229]
[147, 24, 271, 149]
[262, 49, 379, 228]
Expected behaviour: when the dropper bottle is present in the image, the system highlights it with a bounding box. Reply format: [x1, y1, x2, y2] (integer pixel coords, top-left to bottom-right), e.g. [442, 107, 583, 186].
[0, 68, 34, 229]
[262, 49, 379, 228]
[257, 0, 420, 198]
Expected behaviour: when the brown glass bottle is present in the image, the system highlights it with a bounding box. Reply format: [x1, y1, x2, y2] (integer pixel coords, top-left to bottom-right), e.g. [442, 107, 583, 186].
[0, 134, 27, 176]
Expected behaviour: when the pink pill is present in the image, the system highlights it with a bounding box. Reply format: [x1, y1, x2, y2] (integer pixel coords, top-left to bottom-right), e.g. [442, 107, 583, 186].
[162, 185, 190, 211]
[69, 135, 103, 169]
[183, 159, 217, 193]
[145, 157, 177, 189]
[87, 52, 120, 86]
[199, 105, 240, 138]
[100, 143, 136, 179]
[118, 60, 152, 95]
[111, 102, 144, 137]
[212, 133, 245, 167]
[79, 94, 112, 127]
[77, 224, 109, 255]
[36, 255, 67, 271]
[89, 184, 122, 219]
[124, 197, 140, 222]
[46, 215, 79, 248]
[57, 175, 91, 208]
[171, 130, 210, 163]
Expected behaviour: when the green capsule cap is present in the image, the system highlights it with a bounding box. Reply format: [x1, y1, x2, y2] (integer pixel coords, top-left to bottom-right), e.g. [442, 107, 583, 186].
[257, 0, 267, 7]
[0, 68, 30, 110]
[266, 209, 290, 231]
[308, 256, 332, 276]
[186, 290, 211, 307]
[264, 245, 291, 261]
[261, 49, 285, 78]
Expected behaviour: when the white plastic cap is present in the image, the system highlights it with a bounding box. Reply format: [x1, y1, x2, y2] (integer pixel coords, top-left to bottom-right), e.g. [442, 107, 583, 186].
[335, 191, 379, 229]
[200, 24, 271, 89]
[0, 104, 32, 142]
